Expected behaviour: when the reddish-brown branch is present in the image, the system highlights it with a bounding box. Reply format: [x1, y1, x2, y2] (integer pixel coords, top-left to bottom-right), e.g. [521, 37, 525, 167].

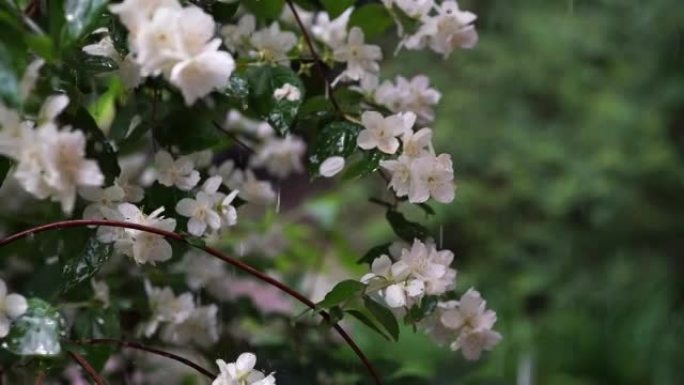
[34, 371, 45, 385]
[69, 351, 108, 385]
[0, 219, 382, 385]
[284, 0, 343, 114]
[71, 339, 215, 380]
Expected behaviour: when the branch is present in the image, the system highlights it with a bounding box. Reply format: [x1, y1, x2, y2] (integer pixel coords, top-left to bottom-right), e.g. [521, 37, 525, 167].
[0, 220, 382, 385]
[211, 121, 256, 155]
[69, 351, 107, 385]
[34, 371, 45, 385]
[70, 339, 215, 380]
[284, 0, 343, 114]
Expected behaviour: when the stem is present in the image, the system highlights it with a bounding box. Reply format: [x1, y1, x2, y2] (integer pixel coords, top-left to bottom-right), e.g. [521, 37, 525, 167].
[70, 339, 215, 380]
[284, 0, 343, 114]
[68, 351, 107, 385]
[0, 220, 382, 385]
[34, 371, 45, 385]
[211, 121, 256, 155]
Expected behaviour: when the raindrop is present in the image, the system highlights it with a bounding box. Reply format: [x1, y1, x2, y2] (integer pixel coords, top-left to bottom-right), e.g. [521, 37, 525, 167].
[275, 188, 281, 214]
[239, 242, 245, 257]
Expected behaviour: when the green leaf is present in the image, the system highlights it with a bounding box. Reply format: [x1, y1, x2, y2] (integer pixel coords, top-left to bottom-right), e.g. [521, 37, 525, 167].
[222, 72, 250, 106]
[346, 309, 391, 341]
[386, 210, 429, 242]
[4, 298, 64, 357]
[308, 121, 362, 176]
[321, 0, 355, 18]
[316, 280, 366, 310]
[357, 242, 391, 265]
[417, 202, 435, 216]
[156, 102, 226, 153]
[0, 156, 11, 187]
[363, 296, 399, 341]
[62, 236, 113, 292]
[405, 295, 438, 324]
[64, 0, 108, 42]
[0, 31, 25, 107]
[242, 0, 285, 20]
[212, 1, 240, 23]
[72, 306, 121, 371]
[341, 150, 384, 180]
[348, 4, 394, 39]
[79, 53, 119, 74]
[245, 65, 305, 135]
[69, 108, 121, 184]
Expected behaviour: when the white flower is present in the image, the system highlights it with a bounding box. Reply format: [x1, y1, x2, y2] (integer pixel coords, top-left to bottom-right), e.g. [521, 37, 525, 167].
[0, 279, 28, 338]
[155, 150, 200, 191]
[401, 127, 433, 158]
[219, 189, 240, 227]
[173, 251, 227, 290]
[221, 14, 256, 53]
[273, 83, 301, 102]
[109, 0, 181, 36]
[3, 97, 104, 215]
[311, 8, 352, 49]
[213, 353, 275, 385]
[319, 156, 345, 177]
[170, 41, 236, 105]
[404, 1, 478, 58]
[80, 184, 126, 220]
[357, 111, 407, 154]
[440, 288, 502, 360]
[99, 203, 176, 265]
[83, 35, 119, 59]
[380, 155, 413, 197]
[161, 304, 219, 347]
[400, 239, 456, 295]
[375, 75, 441, 123]
[408, 153, 455, 203]
[240, 170, 276, 204]
[361, 255, 421, 308]
[250, 22, 297, 63]
[250, 135, 306, 178]
[175, 177, 224, 237]
[333, 27, 382, 84]
[141, 282, 195, 337]
[385, 0, 434, 18]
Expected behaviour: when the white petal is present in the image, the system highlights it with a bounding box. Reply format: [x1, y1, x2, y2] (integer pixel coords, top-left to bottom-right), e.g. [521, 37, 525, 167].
[236, 352, 257, 373]
[319, 156, 345, 177]
[0, 316, 9, 338]
[384, 284, 406, 308]
[175, 198, 198, 217]
[5, 294, 28, 318]
[187, 217, 207, 236]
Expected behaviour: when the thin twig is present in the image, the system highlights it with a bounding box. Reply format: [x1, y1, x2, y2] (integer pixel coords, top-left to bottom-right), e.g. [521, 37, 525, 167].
[69, 351, 108, 385]
[70, 339, 215, 380]
[284, 0, 343, 114]
[211, 121, 256, 155]
[0, 220, 383, 385]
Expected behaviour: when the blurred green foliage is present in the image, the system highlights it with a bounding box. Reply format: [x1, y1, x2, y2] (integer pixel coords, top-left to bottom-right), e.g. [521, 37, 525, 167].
[360, 0, 684, 383]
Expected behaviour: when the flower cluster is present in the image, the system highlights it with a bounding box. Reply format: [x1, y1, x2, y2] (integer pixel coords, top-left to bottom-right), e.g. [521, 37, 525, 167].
[425, 289, 502, 360]
[141, 281, 219, 347]
[390, 0, 479, 58]
[97, 203, 176, 265]
[175, 175, 240, 237]
[110, 0, 236, 104]
[0, 95, 104, 214]
[362, 239, 456, 308]
[214, 352, 275, 385]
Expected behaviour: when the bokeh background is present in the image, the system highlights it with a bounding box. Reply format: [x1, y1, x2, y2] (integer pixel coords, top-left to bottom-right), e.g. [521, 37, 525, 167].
[316, 0, 684, 383]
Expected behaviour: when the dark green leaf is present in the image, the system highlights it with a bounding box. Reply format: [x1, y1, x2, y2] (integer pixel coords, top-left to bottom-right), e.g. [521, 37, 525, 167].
[245, 65, 305, 135]
[316, 280, 366, 310]
[4, 298, 64, 357]
[212, 1, 240, 22]
[72, 306, 121, 370]
[308, 121, 362, 176]
[341, 150, 384, 180]
[156, 102, 226, 153]
[348, 4, 394, 39]
[417, 202, 435, 216]
[357, 242, 391, 265]
[364, 295, 399, 341]
[223, 72, 250, 105]
[386, 210, 429, 242]
[70, 108, 121, 184]
[64, 0, 108, 42]
[242, 0, 285, 20]
[62, 236, 113, 292]
[0, 32, 25, 107]
[321, 0, 355, 18]
[405, 295, 438, 324]
[346, 309, 391, 341]
[79, 53, 119, 74]
[0, 156, 11, 187]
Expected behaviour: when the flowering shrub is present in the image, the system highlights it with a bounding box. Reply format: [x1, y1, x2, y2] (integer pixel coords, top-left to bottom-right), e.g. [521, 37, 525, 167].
[0, 0, 500, 383]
